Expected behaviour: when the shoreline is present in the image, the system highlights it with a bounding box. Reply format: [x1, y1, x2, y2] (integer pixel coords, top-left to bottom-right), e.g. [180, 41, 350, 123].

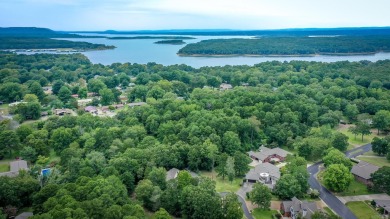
[177, 52, 381, 57]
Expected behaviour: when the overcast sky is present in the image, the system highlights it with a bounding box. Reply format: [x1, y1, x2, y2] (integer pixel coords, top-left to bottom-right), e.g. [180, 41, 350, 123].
[1, 0, 389, 30]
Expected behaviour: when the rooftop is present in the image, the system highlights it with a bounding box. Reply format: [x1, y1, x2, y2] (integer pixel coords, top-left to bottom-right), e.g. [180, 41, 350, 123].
[351, 161, 379, 180]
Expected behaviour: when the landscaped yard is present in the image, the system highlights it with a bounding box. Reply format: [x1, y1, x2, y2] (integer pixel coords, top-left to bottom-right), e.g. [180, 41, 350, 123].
[337, 178, 376, 196]
[318, 169, 376, 196]
[200, 171, 242, 193]
[346, 201, 381, 219]
[337, 125, 377, 149]
[251, 209, 279, 219]
[0, 163, 10, 172]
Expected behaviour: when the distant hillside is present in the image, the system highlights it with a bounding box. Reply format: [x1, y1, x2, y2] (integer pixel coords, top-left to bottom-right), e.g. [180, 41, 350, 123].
[73, 27, 390, 37]
[178, 36, 390, 56]
[0, 27, 113, 50]
[0, 27, 102, 38]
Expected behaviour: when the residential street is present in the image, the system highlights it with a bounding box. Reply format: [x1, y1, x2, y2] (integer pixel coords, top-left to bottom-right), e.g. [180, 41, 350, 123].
[307, 143, 372, 219]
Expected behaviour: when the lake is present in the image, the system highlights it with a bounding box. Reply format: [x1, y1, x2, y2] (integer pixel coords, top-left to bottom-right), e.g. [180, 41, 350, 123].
[19, 34, 390, 68]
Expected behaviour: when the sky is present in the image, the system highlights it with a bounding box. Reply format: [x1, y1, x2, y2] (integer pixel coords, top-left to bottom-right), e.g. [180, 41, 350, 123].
[1, 0, 389, 31]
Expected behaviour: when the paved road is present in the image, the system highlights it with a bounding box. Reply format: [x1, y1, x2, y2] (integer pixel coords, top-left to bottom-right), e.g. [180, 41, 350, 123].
[220, 192, 254, 219]
[308, 143, 372, 219]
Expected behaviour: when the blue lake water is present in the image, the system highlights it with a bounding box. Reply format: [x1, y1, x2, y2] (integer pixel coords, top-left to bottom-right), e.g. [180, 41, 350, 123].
[20, 34, 390, 68]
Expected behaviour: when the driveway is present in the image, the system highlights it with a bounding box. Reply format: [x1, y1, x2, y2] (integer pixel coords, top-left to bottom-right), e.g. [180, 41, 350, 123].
[337, 194, 390, 204]
[220, 192, 254, 219]
[308, 143, 372, 219]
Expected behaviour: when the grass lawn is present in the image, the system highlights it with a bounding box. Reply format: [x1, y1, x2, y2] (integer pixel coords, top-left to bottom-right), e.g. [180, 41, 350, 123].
[318, 169, 375, 196]
[323, 207, 338, 218]
[337, 124, 381, 149]
[346, 201, 381, 219]
[357, 155, 390, 167]
[337, 178, 376, 196]
[251, 209, 278, 219]
[0, 103, 9, 115]
[0, 163, 10, 172]
[200, 171, 242, 193]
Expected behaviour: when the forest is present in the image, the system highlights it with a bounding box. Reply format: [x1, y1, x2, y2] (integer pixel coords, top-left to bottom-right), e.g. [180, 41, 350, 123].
[178, 36, 390, 56]
[0, 38, 115, 50]
[0, 53, 390, 218]
[0, 27, 114, 50]
[154, 40, 186, 45]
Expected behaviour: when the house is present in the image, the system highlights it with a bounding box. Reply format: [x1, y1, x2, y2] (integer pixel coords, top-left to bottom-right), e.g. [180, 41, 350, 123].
[53, 109, 71, 116]
[128, 102, 147, 107]
[166, 168, 180, 181]
[40, 111, 48, 117]
[249, 146, 291, 163]
[281, 197, 319, 219]
[0, 160, 29, 177]
[77, 98, 93, 107]
[9, 101, 27, 107]
[71, 94, 79, 98]
[244, 163, 280, 189]
[351, 161, 379, 185]
[373, 199, 390, 218]
[42, 86, 52, 95]
[84, 106, 98, 113]
[220, 83, 233, 90]
[15, 212, 33, 219]
[87, 92, 97, 97]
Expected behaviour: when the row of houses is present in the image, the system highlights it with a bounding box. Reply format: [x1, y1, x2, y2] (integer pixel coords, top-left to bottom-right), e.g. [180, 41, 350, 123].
[245, 146, 320, 219]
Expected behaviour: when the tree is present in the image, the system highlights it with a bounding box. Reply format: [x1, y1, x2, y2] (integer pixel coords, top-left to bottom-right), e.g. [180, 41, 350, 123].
[20, 146, 37, 162]
[52, 80, 64, 95]
[153, 208, 171, 219]
[373, 110, 390, 134]
[248, 183, 272, 210]
[323, 148, 353, 170]
[226, 156, 235, 183]
[88, 79, 107, 94]
[16, 101, 41, 121]
[222, 131, 241, 155]
[180, 185, 222, 219]
[147, 167, 167, 190]
[216, 153, 229, 180]
[23, 94, 39, 103]
[274, 174, 302, 199]
[78, 87, 88, 99]
[371, 137, 389, 156]
[99, 88, 114, 106]
[50, 127, 78, 154]
[354, 121, 372, 141]
[177, 170, 193, 190]
[58, 86, 71, 103]
[332, 132, 349, 151]
[233, 151, 251, 177]
[0, 130, 20, 158]
[371, 166, 390, 194]
[29, 81, 45, 101]
[344, 104, 359, 122]
[323, 164, 353, 192]
[222, 193, 243, 219]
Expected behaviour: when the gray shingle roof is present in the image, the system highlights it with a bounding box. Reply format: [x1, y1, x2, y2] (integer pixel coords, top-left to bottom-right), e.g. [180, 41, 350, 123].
[166, 168, 179, 181]
[351, 161, 379, 180]
[374, 199, 390, 212]
[245, 162, 280, 181]
[282, 197, 318, 219]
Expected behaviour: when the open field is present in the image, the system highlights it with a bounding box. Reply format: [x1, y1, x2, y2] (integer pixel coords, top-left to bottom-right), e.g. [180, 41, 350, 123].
[337, 124, 377, 149]
[346, 201, 381, 219]
[200, 170, 242, 193]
